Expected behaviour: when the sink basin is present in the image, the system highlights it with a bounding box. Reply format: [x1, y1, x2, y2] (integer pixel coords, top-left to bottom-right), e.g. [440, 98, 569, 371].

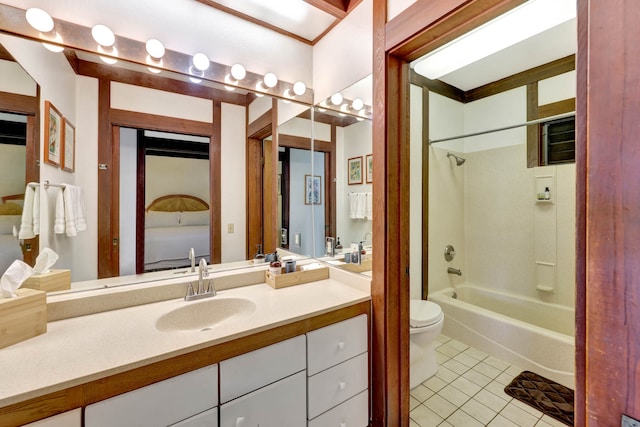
[156, 297, 256, 332]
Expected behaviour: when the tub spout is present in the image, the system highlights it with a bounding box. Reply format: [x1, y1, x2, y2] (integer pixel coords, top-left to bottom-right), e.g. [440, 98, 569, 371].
[447, 267, 462, 276]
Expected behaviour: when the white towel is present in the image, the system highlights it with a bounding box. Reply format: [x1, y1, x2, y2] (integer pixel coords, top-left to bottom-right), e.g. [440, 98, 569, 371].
[32, 185, 40, 235]
[54, 188, 65, 234]
[18, 183, 37, 239]
[355, 193, 366, 219]
[74, 186, 87, 232]
[349, 193, 359, 219]
[63, 184, 77, 237]
[365, 192, 373, 221]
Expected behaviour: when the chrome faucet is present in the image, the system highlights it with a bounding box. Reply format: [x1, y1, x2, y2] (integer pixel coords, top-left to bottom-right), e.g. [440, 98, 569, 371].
[363, 232, 373, 244]
[447, 267, 462, 276]
[185, 258, 216, 301]
[189, 247, 195, 272]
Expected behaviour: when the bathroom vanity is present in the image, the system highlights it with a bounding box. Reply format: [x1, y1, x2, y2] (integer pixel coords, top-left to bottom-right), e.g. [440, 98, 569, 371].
[0, 266, 371, 427]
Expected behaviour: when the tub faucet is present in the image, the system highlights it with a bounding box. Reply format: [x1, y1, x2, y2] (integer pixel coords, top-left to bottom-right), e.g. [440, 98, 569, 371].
[447, 267, 462, 276]
[189, 248, 195, 272]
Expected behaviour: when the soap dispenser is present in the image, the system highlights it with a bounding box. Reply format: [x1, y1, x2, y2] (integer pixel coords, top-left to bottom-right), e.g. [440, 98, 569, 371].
[335, 237, 343, 249]
[544, 187, 551, 200]
[254, 244, 265, 263]
[269, 250, 281, 275]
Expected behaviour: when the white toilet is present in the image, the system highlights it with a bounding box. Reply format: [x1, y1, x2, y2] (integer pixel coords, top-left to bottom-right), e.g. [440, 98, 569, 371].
[410, 299, 445, 389]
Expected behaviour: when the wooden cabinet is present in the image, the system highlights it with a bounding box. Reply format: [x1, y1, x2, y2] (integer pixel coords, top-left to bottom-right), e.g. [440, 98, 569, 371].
[85, 364, 218, 427]
[306, 314, 369, 426]
[24, 409, 82, 427]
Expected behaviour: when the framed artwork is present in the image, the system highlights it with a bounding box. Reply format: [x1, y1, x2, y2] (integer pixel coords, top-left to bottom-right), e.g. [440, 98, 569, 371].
[305, 174, 322, 205]
[348, 156, 363, 185]
[366, 154, 373, 183]
[44, 101, 62, 167]
[62, 118, 76, 172]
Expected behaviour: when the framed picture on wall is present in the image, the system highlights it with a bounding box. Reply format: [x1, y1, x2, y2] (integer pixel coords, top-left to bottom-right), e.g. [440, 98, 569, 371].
[366, 154, 373, 183]
[44, 101, 62, 167]
[305, 174, 322, 205]
[62, 118, 75, 172]
[348, 156, 363, 185]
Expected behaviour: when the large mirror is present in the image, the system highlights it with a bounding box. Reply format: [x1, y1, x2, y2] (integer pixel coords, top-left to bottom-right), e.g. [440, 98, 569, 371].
[0, 29, 317, 292]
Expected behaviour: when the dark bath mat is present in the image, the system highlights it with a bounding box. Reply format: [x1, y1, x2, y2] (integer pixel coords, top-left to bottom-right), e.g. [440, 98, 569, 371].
[504, 371, 574, 426]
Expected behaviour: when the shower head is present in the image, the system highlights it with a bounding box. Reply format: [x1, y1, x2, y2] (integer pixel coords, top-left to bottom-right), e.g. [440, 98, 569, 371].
[446, 152, 466, 166]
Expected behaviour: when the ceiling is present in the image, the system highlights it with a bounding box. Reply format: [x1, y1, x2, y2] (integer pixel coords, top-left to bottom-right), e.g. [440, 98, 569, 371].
[195, 0, 363, 44]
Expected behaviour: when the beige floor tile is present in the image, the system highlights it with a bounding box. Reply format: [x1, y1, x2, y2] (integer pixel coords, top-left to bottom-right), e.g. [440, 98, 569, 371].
[447, 339, 469, 352]
[411, 384, 435, 403]
[539, 415, 568, 427]
[511, 398, 543, 417]
[461, 398, 498, 424]
[450, 376, 482, 397]
[409, 418, 421, 427]
[410, 404, 444, 427]
[499, 403, 540, 427]
[443, 358, 470, 375]
[424, 375, 448, 393]
[474, 361, 503, 379]
[488, 414, 521, 427]
[485, 380, 511, 399]
[437, 351, 451, 364]
[534, 420, 553, 427]
[438, 422, 454, 427]
[485, 356, 511, 371]
[495, 371, 516, 386]
[410, 395, 421, 410]
[447, 409, 484, 427]
[436, 334, 452, 344]
[463, 346, 489, 361]
[454, 352, 481, 368]
[425, 394, 458, 419]
[438, 384, 472, 407]
[438, 344, 463, 358]
[464, 368, 493, 388]
[505, 365, 524, 376]
[474, 389, 510, 412]
[435, 365, 459, 384]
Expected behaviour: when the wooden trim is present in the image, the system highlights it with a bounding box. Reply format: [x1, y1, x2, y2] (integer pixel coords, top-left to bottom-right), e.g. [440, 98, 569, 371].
[303, 0, 348, 18]
[74, 58, 247, 106]
[278, 134, 332, 152]
[135, 131, 145, 274]
[421, 87, 429, 301]
[409, 70, 466, 103]
[192, 0, 313, 45]
[0, 43, 14, 61]
[211, 101, 222, 264]
[0, 303, 370, 426]
[538, 98, 576, 119]
[526, 83, 539, 168]
[387, 0, 526, 60]
[110, 110, 213, 137]
[466, 55, 575, 102]
[97, 80, 113, 278]
[247, 109, 273, 138]
[0, 91, 38, 114]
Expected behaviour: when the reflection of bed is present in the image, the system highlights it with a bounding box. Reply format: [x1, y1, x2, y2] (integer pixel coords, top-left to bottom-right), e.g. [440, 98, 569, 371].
[144, 194, 210, 271]
[0, 195, 24, 273]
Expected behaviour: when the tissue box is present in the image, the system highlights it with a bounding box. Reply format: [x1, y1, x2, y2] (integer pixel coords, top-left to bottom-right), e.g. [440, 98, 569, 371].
[0, 288, 47, 349]
[22, 269, 71, 293]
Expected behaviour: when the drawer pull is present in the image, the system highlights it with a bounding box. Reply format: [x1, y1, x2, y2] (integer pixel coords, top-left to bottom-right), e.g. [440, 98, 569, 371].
[235, 416, 245, 427]
[338, 341, 345, 350]
[339, 381, 346, 390]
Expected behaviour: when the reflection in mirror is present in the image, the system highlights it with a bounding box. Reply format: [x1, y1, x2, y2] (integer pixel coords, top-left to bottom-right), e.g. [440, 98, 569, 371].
[0, 43, 39, 274]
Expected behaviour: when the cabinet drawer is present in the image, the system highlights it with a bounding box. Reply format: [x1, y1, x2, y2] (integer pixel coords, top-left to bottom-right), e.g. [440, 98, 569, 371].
[170, 408, 218, 427]
[220, 335, 305, 403]
[307, 314, 367, 375]
[308, 352, 368, 419]
[308, 390, 369, 427]
[85, 364, 218, 427]
[25, 409, 82, 427]
[220, 371, 306, 427]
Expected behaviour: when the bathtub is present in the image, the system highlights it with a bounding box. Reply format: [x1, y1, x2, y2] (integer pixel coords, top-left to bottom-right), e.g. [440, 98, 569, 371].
[429, 284, 575, 388]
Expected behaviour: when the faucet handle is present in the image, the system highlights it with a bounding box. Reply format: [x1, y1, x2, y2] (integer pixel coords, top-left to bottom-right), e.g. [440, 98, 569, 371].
[185, 283, 195, 299]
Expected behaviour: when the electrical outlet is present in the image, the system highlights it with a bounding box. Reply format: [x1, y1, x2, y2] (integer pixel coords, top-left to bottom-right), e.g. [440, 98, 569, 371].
[622, 414, 640, 427]
[227, 224, 234, 234]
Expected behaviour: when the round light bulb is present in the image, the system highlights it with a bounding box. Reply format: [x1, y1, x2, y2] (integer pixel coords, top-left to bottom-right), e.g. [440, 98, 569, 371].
[147, 67, 161, 74]
[26, 8, 54, 33]
[43, 42, 64, 53]
[230, 64, 246, 81]
[293, 81, 306, 96]
[92, 25, 115, 47]
[98, 45, 118, 64]
[330, 92, 343, 105]
[189, 77, 202, 84]
[352, 98, 364, 111]
[146, 39, 165, 59]
[192, 53, 210, 71]
[263, 72, 278, 88]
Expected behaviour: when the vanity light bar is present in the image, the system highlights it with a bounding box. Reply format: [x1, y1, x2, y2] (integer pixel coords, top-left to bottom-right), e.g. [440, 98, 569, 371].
[5, 4, 314, 104]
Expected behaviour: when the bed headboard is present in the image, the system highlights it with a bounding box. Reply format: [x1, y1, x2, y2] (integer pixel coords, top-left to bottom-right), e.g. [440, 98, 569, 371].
[0, 194, 23, 215]
[146, 194, 209, 212]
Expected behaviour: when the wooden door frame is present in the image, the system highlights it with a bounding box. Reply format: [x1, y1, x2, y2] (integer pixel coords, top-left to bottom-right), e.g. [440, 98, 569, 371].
[0, 88, 40, 266]
[97, 83, 221, 277]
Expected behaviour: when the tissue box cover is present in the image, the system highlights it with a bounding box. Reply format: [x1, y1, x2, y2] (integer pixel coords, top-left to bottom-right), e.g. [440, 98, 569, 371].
[22, 269, 71, 293]
[265, 265, 329, 289]
[0, 288, 47, 349]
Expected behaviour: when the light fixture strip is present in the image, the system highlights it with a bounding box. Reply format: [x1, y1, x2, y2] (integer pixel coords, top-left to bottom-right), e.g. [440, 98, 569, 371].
[3, 3, 314, 105]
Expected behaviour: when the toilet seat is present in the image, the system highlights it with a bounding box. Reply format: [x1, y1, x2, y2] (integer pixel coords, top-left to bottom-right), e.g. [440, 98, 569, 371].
[410, 300, 443, 328]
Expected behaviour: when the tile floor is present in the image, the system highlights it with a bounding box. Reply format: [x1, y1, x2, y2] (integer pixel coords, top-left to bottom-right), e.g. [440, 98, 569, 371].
[410, 335, 568, 427]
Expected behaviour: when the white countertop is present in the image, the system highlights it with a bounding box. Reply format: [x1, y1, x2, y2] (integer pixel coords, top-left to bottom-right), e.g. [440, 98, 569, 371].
[0, 277, 370, 408]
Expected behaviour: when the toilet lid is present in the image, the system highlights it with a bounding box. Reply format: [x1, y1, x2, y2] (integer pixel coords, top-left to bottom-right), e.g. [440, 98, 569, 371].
[410, 300, 443, 328]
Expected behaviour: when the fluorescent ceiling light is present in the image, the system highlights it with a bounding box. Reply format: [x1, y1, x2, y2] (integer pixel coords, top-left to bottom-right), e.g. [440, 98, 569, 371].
[414, 0, 576, 80]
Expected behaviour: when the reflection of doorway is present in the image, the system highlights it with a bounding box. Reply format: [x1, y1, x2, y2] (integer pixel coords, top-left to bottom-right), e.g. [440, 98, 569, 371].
[278, 147, 290, 249]
[119, 128, 211, 275]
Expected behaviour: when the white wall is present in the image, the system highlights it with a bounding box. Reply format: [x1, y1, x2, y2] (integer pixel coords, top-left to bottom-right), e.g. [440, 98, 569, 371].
[145, 156, 210, 206]
[220, 103, 247, 263]
[0, 144, 26, 199]
[0, 60, 37, 96]
[336, 120, 373, 247]
[313, 0, 373, 103]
